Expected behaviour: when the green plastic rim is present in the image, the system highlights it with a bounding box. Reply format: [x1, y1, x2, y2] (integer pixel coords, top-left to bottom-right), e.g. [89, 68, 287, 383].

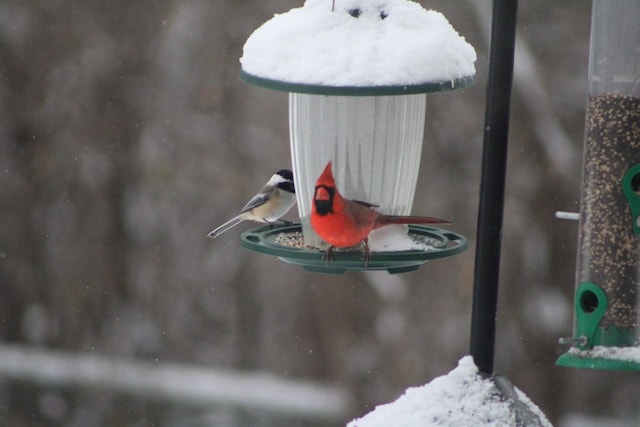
[239, 224, 468, 274]
[556, 352, 640, 371]
[240, 70, 476, 96]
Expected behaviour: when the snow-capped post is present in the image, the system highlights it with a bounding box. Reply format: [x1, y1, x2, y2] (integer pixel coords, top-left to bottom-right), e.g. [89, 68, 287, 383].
[237, 0, 476, 274]
[557, 0, 640, 371]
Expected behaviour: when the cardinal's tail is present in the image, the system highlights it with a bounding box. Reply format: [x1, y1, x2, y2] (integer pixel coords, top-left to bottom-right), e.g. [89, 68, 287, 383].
[375, 215, 451, 228]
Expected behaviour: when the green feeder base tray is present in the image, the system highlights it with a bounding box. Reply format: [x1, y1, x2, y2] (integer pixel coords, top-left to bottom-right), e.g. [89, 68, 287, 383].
[556, 348, 640, 371]
[240, 224, 467, 274]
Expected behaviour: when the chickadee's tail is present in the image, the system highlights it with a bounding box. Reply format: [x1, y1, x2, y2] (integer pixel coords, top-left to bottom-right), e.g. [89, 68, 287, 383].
[207, 214, 246, 238]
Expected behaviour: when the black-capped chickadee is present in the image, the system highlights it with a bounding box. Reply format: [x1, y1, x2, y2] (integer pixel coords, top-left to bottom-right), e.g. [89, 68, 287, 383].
[207, 169, 296, 238]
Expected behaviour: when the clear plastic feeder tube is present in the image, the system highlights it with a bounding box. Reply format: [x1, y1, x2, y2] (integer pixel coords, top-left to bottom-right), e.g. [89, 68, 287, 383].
[289, 93, 426, 247]
[575, 0, 640, 348]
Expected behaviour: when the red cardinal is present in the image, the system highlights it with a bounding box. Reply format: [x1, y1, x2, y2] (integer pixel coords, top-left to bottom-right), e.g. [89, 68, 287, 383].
[311, 161, 451, 263]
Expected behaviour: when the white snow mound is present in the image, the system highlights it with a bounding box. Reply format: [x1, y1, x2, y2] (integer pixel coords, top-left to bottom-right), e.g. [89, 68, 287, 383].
[347, 356, 552, 427]
[241, 0, 476, 87]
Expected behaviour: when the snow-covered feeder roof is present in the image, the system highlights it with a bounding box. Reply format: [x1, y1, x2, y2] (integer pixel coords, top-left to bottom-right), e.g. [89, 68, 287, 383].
[240, 0, 477, 95]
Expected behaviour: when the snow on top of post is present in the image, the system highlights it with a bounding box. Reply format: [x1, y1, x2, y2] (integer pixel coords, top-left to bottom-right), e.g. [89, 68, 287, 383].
[347, 356, 552, 427]
[240, 0, 476, 87]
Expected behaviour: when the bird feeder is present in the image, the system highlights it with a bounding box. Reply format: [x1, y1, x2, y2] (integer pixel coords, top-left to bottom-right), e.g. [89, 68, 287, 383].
[238, 0, 476, 273]
[557, 0, 640, 370]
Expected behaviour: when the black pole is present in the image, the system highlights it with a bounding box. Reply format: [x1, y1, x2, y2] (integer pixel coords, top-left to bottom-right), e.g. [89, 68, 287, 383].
[470, 0, 519, 375]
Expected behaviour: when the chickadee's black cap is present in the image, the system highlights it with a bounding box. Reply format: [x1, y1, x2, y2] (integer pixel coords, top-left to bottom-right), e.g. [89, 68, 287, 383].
[276, 169, 294, 181]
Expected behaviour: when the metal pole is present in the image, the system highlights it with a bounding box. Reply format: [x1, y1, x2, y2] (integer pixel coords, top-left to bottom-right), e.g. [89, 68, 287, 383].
[470, 0, 519, 375]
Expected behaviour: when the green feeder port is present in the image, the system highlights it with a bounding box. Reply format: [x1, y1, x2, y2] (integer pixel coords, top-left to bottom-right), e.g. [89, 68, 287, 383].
[240, 224, 467, 275]
[557, 282, 640, 371]
[622, 163, 640, 236]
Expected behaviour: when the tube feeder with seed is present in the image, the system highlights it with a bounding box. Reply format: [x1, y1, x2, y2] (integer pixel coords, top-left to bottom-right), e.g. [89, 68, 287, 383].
[557, 0, 640, 371]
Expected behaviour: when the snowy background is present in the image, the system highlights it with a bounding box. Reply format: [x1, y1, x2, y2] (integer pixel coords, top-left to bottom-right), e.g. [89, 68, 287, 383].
[1, 0, 639, 426]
